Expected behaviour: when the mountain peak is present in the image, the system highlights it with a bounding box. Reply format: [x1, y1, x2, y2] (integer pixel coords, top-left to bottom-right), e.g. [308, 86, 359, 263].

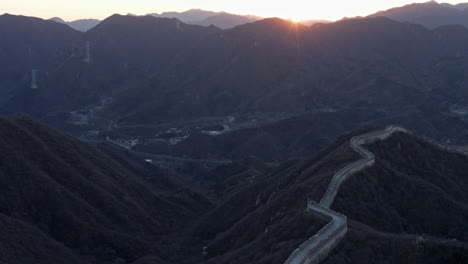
[49, 17, 66, 24]
[368, 0, 468, 28]
[146, 9, 262, 29]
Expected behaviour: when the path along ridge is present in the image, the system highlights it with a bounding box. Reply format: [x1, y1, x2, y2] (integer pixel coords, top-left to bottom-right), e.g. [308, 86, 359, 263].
[284, 126, 408, 264]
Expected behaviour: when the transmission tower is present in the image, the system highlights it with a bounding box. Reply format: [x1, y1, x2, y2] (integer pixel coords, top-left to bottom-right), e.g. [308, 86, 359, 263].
[31, 69, 38, 89]
[84, 41, 92, 64]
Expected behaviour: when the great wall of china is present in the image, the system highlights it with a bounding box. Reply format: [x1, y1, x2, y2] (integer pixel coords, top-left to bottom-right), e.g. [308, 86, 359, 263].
[284, 126, 408, 264]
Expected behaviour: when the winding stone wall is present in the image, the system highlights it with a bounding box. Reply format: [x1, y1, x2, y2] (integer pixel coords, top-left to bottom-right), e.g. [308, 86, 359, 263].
[284, 126, 408, 264]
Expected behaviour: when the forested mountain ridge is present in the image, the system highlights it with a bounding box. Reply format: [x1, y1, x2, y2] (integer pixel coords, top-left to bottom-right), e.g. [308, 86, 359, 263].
[0, 13, 467, 157]
[0, 116, 466, 263]
[368, 1, 468, 29]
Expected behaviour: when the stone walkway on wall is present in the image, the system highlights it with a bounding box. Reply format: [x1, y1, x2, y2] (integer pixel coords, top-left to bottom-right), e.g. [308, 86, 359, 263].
[284, 126, 407, 264]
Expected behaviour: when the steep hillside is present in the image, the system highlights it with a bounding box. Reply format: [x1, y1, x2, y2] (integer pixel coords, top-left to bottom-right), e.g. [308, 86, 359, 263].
[0, 115, 211, 263]
[175, 128, 468, 264]
[334, 132, 468, 241]
[173, 127, 370, 263]
[322, 131, 468, 264]
[0, 116, 466, 263]
[324, 220, 468, 264]
[0, 14, 220, 117]
[116, 17, 468, 140]
[134, 106, 467, 162]
[0, 14, 81, 108]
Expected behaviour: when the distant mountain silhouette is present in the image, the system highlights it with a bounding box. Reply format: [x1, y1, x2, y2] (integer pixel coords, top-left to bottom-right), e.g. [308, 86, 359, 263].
[68, 18, 101, 32]
[49, 16, 66, 24]
[50, 9, 261, 32]
[149, 8, 218, 22]
[193, 12, 260, 29]
[299, 19, 331, 26]
[441, 2, 468, 10]
[49, 17, 101, 31]
[368, 1, 468, 28]
[149, 9, 261, 29]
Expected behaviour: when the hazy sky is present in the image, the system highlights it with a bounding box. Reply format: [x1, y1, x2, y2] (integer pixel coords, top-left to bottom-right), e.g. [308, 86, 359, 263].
[2, 0, 468, 21]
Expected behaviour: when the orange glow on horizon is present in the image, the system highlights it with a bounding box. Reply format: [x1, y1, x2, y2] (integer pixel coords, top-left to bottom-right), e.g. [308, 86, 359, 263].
[2, 1, 468, 22]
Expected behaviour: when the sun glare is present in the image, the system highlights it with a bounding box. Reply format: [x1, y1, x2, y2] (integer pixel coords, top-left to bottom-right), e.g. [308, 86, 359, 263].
[290, 18, 301, 23]
[2, 0, 467, 21]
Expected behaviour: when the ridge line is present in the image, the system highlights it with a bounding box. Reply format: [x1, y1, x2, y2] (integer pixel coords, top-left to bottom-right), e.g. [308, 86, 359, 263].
[284, 126, 407, 264]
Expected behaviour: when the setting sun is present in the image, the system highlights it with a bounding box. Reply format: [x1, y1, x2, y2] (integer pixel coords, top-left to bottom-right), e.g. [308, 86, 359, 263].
[290, 18, 302, 23]
[2, 0, 468, 21]
[1, 0, 468, 263]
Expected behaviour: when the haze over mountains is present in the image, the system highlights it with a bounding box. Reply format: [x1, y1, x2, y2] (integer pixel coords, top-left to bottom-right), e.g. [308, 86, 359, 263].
[368, 0, 468, 28]
[49, 17, 101, 32]
[1, 2, 468, 263]
[46, 1, 468, 33]
[148, 9, 262, 29]
[2, 11, 467, 151]
[48, 9, 262, 31]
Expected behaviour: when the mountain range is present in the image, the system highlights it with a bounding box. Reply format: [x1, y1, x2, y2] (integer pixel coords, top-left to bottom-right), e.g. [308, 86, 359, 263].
[3, 13, 466, 149]
[48, 9, 262, 32]
[368, 0, 468, 28]
[0, 115, 211, 263]
[1, 2, 468, 263]
[441, 2, 468, 10]
[49, 17, 101, 32]
[0, 116, 466, 263]
[44, 1, 468, 32]
[148, 9, 262, 29]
